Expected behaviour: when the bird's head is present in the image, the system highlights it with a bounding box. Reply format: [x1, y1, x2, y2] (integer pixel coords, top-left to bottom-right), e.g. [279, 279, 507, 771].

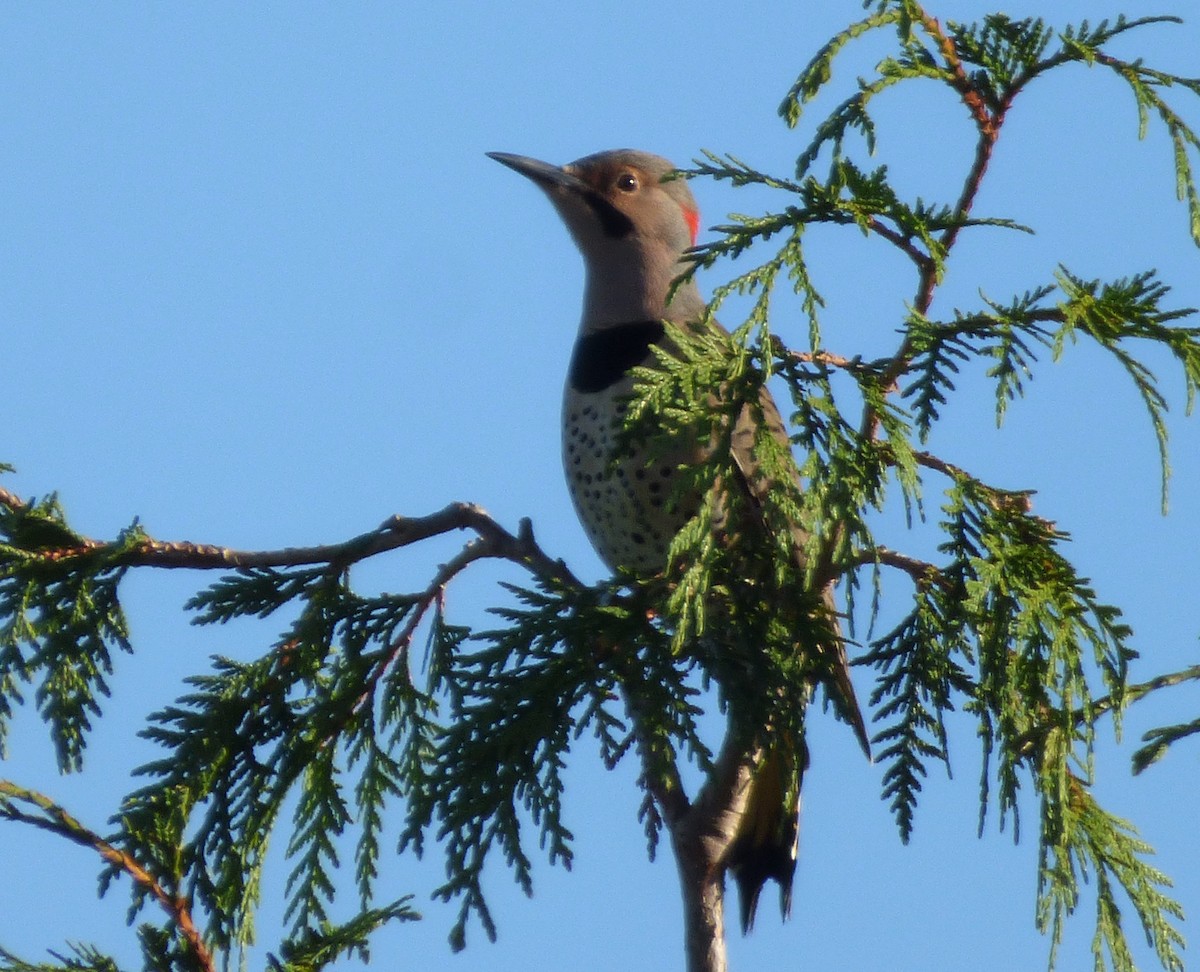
[489, 148, 703, 323]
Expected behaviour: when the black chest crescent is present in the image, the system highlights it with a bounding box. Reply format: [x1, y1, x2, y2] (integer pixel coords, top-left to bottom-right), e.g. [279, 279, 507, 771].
[568, 321, 666, 393]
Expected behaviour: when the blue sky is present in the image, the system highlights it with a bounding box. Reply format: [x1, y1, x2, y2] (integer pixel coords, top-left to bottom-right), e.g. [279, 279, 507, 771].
[3, 3, 1200, 970]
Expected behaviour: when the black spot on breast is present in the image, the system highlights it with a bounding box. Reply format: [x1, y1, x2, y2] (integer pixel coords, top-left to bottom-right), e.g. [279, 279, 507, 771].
[569, 321, 666, 393]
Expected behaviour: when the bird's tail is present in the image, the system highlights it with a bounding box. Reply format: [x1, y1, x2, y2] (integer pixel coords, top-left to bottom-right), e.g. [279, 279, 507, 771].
[819, 586, 871, 758]
[727, 737, 809, 933]
[727, 600, 868, 933]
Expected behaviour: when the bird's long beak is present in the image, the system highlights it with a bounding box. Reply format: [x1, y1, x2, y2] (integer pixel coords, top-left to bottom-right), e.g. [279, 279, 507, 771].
[487, 152, 587, 193]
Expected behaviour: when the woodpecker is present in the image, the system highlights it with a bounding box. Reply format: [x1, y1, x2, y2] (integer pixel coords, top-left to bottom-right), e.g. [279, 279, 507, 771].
[489, 148, 868, 932]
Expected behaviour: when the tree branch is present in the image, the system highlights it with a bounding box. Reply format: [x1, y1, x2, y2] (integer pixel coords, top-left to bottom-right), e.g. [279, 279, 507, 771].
[2, 490, 580, 591]
[912, 451, 1036, 514]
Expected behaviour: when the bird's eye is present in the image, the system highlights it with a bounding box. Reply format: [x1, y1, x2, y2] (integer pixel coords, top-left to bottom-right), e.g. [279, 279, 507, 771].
[616, 172, 639, 193]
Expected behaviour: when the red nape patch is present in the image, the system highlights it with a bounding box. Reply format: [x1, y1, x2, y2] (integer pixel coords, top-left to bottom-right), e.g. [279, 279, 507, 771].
[682, 205, 700, 246]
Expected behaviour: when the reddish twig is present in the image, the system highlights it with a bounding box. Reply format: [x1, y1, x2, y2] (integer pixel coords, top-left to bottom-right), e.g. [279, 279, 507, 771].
[860, 11, 1009, 450]
[352, 532, 504, 719]
[867, 216, 938, 275]
[918, 11, 995, 135]
[0, 780, 215, 971]
[915, 13, 1005, 312]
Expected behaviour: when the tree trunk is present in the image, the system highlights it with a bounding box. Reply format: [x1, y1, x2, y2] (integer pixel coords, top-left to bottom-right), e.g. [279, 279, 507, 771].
[672, 823, 728, 972]
[629, 687, 757, 972]
[665, 727, 760, 972]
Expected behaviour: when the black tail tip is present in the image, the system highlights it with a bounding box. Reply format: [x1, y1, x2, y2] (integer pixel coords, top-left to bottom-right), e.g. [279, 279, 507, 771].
[735, 874, 762, 935]
[732, 865, 795, 935]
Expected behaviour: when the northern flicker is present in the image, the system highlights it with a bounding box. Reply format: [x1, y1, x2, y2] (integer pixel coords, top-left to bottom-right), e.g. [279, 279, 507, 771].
[489, 148, 869, 931]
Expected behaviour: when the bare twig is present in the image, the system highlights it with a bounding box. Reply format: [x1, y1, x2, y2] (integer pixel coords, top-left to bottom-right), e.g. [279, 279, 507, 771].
[842, 544, 951, 594]
[0, 487, 24, 514]
[1089, 664, 1200, 723]
[777, 342, 866, 373]
[873, 547, 947, 589]
[913, 450, 970, 481]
